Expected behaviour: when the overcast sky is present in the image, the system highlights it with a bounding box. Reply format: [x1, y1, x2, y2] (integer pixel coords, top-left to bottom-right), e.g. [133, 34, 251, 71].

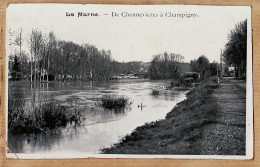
[6, 4, 251, 63]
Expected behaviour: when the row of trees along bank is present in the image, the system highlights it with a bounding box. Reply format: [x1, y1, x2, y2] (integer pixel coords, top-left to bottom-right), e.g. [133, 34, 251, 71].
[8, 28, 149, 82]
[223, 19, 247, 79]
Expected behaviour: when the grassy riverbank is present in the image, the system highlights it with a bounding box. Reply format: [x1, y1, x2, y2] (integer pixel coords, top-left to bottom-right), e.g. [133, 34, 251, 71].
[102, 77, 246, 155]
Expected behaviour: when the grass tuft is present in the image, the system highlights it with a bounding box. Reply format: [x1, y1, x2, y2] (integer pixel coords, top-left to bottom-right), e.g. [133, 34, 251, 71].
[8, 95, 85, 134]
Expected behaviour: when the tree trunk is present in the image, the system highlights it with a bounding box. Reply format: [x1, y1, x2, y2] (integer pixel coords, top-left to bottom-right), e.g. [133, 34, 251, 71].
[37, 57, 39, 82]
[31, 49, 33, 82]
[19, 44, 22, 79]
[34, 57, 36, 82]
[47, 52, 49, 82]
[39, 63, 41, 82]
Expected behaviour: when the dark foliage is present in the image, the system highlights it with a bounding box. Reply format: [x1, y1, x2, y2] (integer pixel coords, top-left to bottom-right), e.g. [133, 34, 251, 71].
[8, 96, 83, 134]
[99, 95, 130, 110]
[190, 55, 210, 79]
[223, 19, 247, 79]
[10, 55, 21, 81]
[150, 89, 160, 96]
[148, 52, 188, 80]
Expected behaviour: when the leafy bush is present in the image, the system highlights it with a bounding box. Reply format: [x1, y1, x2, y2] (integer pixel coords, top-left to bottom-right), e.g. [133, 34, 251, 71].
[99, 95, 130, 110]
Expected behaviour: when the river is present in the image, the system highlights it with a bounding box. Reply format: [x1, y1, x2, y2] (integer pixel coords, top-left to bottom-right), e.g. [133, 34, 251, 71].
[8, 79, 188, 155]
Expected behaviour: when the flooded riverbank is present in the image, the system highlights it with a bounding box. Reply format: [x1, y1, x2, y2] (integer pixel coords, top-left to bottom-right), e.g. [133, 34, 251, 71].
[102, 78, 246, 155]
[8, 79, 188, 154]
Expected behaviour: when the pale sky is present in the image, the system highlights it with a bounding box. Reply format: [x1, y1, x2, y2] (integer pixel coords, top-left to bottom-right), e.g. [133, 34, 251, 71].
[6, 4, 251, 63]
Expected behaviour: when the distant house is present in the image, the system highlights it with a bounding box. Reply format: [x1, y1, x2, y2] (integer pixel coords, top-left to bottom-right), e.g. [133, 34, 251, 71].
[223, 64, 235, 77]
[182, 72, 200, 81]
[229, 67, 235, 72]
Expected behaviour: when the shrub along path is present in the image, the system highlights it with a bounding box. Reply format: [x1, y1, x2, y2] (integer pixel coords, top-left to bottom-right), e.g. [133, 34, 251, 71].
[102, 77, 246, 155]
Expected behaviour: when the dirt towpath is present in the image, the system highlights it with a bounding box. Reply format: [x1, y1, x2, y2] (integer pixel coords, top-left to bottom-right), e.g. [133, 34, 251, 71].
[199, 78, 246, 155]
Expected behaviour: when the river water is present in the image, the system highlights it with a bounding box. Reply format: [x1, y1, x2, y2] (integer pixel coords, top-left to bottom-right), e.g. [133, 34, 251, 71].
[8, 79, 188, 154]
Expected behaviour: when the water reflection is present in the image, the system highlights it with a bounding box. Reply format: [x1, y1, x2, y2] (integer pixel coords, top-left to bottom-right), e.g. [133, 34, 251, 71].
[8, 79, 188, 154]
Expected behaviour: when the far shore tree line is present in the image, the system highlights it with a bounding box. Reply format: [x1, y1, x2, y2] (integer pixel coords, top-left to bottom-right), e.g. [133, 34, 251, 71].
[8, 29, 149, 82]
[9, 19, 247, 82]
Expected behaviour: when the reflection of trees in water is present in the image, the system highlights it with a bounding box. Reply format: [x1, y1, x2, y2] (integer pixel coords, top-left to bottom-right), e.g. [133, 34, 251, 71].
[8, 124, 89, 153]
[8, 84, 26, 100]
[150, 88, 182, 101]
[85, 105, 130, 125]
[8, 128, 63, 153]
[161, 90, 178, 101]
[9, 83, 53, 107]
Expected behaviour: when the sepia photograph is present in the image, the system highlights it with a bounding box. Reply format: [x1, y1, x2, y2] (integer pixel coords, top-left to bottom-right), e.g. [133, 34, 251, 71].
[5, 4, 253, 159]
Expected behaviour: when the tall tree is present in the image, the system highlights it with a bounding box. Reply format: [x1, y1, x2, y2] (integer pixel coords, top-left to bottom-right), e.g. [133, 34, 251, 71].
[15, 28, 23, 59]
[190, 55, 210, 79]
[9, 28, 25, 79]
[197, 55, 210, 79]
[209, 61, 218, 76]
[148, 52, 184, 80]
[27, 29, 34, 82]
[32, 30, 43, 82]
[47, 31, 56, 82]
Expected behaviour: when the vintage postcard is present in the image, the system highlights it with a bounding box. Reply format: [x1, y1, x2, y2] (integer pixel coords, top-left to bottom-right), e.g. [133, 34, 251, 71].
[5, 4, 253, 159]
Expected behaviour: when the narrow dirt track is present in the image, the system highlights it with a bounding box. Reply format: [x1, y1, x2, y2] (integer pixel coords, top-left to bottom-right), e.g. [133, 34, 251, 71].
[199, 78, 246, 155]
